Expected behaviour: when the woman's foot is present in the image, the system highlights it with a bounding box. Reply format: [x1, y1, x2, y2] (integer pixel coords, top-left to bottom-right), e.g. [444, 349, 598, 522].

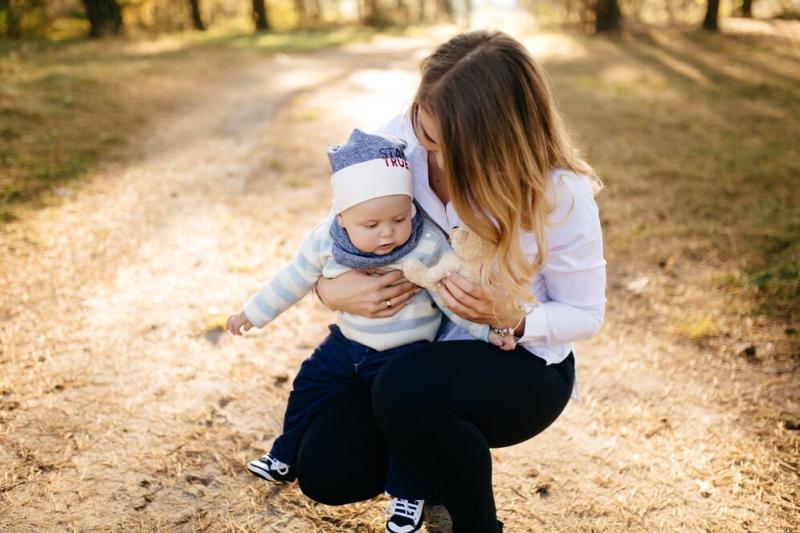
[246, 453, 296, 482]
[385, 497, 424, 533]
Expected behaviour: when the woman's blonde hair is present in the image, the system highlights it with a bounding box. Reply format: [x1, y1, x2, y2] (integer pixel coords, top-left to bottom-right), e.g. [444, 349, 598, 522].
[411, 30, 598, 312]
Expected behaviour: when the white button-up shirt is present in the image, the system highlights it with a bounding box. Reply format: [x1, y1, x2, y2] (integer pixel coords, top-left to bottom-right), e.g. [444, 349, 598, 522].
[378, 115, 606, 392]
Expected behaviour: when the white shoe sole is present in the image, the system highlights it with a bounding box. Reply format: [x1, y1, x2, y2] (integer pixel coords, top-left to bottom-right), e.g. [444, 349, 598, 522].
[385, 523, 423, 533]
[247, 461, 279, 482]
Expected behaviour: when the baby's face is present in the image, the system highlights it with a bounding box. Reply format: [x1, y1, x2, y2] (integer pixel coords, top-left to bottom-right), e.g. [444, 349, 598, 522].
[337, 195, 414, 255]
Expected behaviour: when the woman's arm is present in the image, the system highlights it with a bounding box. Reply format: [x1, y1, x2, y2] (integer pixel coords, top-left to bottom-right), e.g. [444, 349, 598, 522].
[315, 270, 420, 318]
[437, 173, 606, 344]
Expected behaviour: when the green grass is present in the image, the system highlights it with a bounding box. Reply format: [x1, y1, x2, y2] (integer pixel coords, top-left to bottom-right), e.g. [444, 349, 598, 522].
[0, 25, 411, 221]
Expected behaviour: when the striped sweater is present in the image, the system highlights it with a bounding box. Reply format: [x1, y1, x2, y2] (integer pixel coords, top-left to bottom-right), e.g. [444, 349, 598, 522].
[242, 216, 489, 351]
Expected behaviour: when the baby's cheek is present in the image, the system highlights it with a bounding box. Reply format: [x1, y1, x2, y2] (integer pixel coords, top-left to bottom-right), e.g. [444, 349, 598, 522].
[351, 231, 374, 252]
[400, 221, 414, 242]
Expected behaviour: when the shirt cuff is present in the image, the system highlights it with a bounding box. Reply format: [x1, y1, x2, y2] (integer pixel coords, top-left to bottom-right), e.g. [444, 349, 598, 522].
[520, 305, 547, 344]
[242, 298, 271, 329]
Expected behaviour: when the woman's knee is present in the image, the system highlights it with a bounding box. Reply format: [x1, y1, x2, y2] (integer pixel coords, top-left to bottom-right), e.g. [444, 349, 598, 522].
[296, 465, 338, 505]
[296, 437, 387, 505]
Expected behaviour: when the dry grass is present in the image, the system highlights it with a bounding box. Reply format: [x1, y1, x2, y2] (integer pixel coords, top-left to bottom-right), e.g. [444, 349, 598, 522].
[1, 19, 798, 532]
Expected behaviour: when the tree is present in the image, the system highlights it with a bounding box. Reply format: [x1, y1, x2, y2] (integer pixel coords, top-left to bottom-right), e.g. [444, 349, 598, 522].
[702, 0, 719, 30]
[595, 0, 621, 32]
[252, 0, 269, 30]
[294, 0, 307, 25]
[436, 0, 454, 21]
[362, 0, 385, 25]
[0, 0, 22, 38]
[188, 0, 205, 30]
[81, 0, 123, 38]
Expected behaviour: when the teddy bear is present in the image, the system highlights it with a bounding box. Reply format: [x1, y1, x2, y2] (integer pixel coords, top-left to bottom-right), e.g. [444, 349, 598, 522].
[402, 225, 494, 291]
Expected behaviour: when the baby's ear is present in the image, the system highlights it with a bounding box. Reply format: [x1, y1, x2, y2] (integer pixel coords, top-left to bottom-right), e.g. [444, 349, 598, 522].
[336, 213, 345, 227]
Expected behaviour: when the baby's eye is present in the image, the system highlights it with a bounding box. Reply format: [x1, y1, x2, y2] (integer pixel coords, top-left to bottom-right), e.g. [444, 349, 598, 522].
[365, 223, 378, 229]
[394, 217, 407, 223]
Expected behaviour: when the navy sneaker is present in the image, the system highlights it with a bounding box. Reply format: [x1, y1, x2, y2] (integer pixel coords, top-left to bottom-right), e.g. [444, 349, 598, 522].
[246, 453, 296, 483]
[385, 497, 424, 533]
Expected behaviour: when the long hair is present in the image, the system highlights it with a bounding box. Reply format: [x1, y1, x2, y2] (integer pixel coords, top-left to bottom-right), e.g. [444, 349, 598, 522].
[411, 30, 599, 312]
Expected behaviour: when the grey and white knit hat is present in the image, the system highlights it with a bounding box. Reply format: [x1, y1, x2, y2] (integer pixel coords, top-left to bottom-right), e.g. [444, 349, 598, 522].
[327, 129, 413, 214]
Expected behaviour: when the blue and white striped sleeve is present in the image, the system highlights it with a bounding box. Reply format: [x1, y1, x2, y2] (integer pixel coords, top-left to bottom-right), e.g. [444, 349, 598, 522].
[242, 223, 327, 328]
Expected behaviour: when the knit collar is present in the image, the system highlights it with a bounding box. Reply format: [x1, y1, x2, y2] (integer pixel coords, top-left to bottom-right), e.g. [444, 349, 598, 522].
[329, 202, 424, 269]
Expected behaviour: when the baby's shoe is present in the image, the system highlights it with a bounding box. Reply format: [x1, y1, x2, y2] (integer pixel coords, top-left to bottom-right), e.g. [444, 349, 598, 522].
[246, 453, 296, 483]
[385, 497, 424, 533]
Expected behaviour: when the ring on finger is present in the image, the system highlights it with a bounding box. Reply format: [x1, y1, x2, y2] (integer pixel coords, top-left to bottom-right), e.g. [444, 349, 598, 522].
[385, 299, 393, 309]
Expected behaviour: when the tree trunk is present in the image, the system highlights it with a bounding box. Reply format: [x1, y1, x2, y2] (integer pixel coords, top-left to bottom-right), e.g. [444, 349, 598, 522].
[252, 0, 269, 30]
[1, 0, 22, 38]
[665, 0, 675, 23]
[396, 0, 409, 23]
[595, 0, 621, 32]
[363, 0, 384, 25]
[81, 0, 123, 38]
[742, 0, 752, 17]
[436, 0, 454, 21]
[309, 0, 322, 23]
[702, 0, 719, 30]
[188, 0, 205, 30]
[294, 0, 307, 25]
[578, 0, 592, 31]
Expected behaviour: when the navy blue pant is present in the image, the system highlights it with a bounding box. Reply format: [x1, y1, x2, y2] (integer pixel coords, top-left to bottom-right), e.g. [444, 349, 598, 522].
[270, 324, 427, 500]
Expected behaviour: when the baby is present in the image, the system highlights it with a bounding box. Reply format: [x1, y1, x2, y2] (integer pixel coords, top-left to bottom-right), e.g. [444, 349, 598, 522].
[226, 129, 505, 533]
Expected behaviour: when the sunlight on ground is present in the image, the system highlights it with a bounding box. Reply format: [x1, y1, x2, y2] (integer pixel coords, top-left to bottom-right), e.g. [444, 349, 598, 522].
[520, 32, 588, 61]
[127, 36, 192, 56]
[469, 2, 538, 35]
[345, 69, 420, 126]
[724, 17, 800, 41]
[470, 2, 589, 61]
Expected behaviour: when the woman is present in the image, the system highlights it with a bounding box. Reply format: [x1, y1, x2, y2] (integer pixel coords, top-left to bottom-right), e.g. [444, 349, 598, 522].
[296, 30, 606, 532]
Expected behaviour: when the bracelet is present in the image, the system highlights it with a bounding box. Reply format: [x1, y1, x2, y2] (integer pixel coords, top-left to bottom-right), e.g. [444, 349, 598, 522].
[490, 312, 525, 337]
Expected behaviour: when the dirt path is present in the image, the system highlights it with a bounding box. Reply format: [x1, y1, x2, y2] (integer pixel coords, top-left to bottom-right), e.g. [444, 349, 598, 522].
[1, 33, 797, 532]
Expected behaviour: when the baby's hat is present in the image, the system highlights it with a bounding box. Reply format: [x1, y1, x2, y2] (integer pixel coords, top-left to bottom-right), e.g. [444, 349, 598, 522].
[327, 129, 412, 214]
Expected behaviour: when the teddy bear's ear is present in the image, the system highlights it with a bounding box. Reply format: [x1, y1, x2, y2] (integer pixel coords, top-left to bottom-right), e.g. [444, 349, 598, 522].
[449, 227, 465, 247]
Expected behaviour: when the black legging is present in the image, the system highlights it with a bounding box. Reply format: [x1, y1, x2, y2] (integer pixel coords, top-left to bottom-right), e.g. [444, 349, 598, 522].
[295, 340, 575, 532]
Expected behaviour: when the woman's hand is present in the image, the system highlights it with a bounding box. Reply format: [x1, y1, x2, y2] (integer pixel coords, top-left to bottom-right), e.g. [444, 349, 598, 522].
[316, 269, 420, 318]
[437, 272, 525, 332]
[488, 330, 517, 351]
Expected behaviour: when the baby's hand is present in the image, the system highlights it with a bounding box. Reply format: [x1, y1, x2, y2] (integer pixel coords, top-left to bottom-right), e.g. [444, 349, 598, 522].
[488, 330, 517, 351]
[226, 312, 253, 336]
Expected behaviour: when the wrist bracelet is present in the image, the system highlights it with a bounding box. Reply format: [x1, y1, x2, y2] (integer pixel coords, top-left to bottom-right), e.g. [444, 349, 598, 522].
[491, 312, 526, 337]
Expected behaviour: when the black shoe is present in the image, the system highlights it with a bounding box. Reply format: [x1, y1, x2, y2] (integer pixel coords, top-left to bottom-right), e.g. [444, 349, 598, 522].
[385, 497, 424, 533]
[246, 453, 296, 482]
